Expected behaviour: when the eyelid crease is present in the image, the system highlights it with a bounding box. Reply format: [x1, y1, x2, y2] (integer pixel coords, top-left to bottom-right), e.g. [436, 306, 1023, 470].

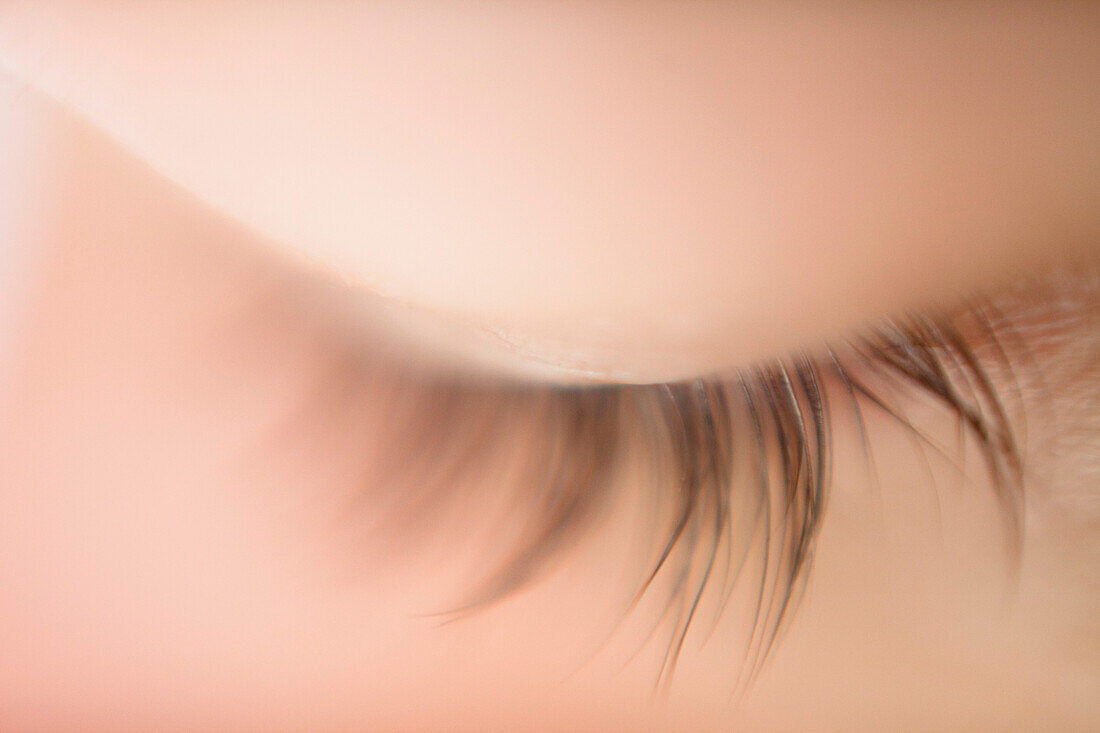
[264, 276, 1032, 694]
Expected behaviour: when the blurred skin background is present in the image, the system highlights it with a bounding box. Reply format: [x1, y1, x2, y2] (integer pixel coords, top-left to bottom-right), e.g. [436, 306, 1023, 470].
[0, 2, 1098, 731]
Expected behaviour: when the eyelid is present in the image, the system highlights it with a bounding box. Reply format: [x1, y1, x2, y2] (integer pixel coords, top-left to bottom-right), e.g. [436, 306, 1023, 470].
[286, 267, 657, 386]
[9, 3, 1098, 388]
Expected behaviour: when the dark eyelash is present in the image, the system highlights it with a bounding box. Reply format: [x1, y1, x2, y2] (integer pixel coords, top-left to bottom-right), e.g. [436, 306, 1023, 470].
[275, 290, 1026, 694]
[525, 308, 1024, 691]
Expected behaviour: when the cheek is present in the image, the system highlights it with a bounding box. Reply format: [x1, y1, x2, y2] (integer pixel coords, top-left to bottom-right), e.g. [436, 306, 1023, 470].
[0, 225, 316, 727]
[0, 74, 51, 378]
[0, 280, 659, 731]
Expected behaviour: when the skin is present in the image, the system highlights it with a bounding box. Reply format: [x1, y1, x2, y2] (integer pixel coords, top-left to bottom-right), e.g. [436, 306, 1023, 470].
[0, 3, 1097, 731]
[1, 1, 1097, 381]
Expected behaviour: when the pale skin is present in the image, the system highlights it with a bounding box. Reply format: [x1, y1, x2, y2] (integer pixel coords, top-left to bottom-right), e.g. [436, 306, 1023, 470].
[0, 3, 1098, 731]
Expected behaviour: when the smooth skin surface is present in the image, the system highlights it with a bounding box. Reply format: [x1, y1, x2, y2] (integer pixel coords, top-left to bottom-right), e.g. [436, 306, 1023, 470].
[1, 1, 1097, 380]
[0, 4, 1098, 731]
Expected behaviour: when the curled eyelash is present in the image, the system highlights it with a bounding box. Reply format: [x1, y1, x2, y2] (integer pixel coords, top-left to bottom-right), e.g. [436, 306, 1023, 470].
[271, 289, 1028, 694]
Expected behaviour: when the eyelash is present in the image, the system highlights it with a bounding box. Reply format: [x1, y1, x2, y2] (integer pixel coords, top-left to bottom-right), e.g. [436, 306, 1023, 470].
[273, 288, 1026, 693]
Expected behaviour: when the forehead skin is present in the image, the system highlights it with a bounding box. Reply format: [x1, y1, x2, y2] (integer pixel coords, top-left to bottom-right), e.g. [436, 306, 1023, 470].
[1, 1, 1097, 381]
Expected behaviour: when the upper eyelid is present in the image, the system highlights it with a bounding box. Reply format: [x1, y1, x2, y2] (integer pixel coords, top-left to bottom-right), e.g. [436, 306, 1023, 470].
[10, 5, 1097, 390]
[281, 268, 635, 387]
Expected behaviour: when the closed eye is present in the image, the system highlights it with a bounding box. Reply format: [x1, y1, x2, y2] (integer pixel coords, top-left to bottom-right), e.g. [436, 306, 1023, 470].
[259, 270, 1028, 692]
